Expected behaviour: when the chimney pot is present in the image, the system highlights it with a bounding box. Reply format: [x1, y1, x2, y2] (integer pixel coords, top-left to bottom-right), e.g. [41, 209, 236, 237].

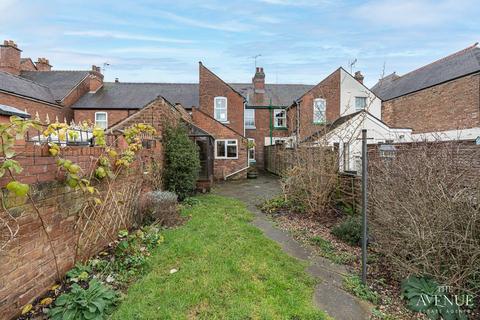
[354, 71, 364, 84]
[115, 78, 119, 83]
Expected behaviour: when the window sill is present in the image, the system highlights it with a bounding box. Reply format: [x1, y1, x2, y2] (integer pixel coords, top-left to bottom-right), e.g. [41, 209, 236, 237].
[217, 120, 230, 124]
[313, 121, 326, 125]
[273, 127, 288, 131]
[215, 157, 238, 160]
[245, 126, 256, 130]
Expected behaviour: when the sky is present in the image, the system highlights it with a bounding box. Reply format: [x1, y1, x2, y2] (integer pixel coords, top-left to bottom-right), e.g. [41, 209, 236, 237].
[1, 0, 479, 87]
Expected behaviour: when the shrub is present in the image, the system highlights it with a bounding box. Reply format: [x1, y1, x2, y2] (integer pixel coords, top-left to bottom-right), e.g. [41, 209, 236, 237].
[401, 276, 470, 320]
[163, 123, 200, 200]
[142, 190, 179, 225]
[48, 279, 117, 320]
[331, 216, 362, 246]
[369, 142, 480, 293]
[310, 236, 355, 264]
[280, 146, 338, 216]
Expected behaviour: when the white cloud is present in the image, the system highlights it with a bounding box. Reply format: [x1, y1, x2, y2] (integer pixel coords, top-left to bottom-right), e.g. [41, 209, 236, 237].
[64, 30, 195, 44]
[156, 11, 251, 32]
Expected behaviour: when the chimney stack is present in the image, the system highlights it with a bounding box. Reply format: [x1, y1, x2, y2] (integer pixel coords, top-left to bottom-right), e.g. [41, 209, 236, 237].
[35, 57, 52, 71]
[115, 78, 119, 83]
[354, 71, 364, 84]
[252, 67, 265, 104]
[91, 65, 102, 73]
[0, 40, 21, 75]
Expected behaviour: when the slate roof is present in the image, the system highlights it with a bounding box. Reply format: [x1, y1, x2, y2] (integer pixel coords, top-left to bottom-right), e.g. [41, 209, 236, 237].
[21, 71, 89, 101]
[0, 103, 30, 118]
[73, 82, 199, 110]
[231, 83, 313, 106]
[371, 44, 480, 101]
[302, 111, 363, 142]
[0, 71, 56, 104]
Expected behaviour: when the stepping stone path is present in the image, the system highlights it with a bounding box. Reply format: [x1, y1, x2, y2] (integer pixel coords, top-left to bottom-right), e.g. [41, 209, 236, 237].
[214, 174, 372, 320]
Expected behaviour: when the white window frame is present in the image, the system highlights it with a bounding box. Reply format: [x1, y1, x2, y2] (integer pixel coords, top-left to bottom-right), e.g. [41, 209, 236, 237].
[94, 111, 108, 129]
[244, 109, 255, 129]
[215, 139, 238, 159]
[313, 98, 326, 124]
[355, 96, 367, 111]
[273, 109, 287, 128]
[248, 138, 255, 162]
[214, 96, 228, 122]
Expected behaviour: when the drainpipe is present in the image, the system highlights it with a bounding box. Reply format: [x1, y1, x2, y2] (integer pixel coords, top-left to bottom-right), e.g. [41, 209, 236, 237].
[269, 98, 273, 146]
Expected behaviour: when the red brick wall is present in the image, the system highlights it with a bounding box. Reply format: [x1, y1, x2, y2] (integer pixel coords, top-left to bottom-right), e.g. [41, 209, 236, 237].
[74, 109, 137, 128]
[294, 69, 341, 141]
[199, 63, 245, 135]
[245, 108, 289, 169]
[20, 59, 37, 71]
[0, 92, 64, 123]
[192, 108, 248, 179]
[382, 73, 480, 133]
[0, 142, 162, 320]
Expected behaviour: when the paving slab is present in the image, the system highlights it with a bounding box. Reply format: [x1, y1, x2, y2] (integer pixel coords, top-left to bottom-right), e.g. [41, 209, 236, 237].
[213, 173, 372, 320]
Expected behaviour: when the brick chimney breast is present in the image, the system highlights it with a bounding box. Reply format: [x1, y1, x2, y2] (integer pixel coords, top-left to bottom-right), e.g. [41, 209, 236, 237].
[35, 57, 52, 71]
[354, 71, 364, 84]
[0, 40, 22, 75]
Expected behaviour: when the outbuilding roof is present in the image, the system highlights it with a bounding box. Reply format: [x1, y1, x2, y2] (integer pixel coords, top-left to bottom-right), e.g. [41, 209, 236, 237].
[371, 44, 480, 101]
[0, 103, 31, 118]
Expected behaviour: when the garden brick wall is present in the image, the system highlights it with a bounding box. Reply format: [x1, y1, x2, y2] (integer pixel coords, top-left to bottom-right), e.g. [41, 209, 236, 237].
[381, 73, 480, 133]
[0, 142, 162, 320]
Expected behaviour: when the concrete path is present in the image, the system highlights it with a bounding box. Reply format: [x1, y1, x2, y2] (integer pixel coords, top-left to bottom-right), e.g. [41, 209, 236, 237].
[213, 173, 372, 320]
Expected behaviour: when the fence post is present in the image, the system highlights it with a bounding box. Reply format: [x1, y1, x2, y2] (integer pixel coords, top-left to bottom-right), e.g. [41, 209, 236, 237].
[361, 129, 368, 285]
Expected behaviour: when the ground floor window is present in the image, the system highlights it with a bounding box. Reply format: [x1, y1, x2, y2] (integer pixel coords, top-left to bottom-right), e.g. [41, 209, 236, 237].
[95, 112, 108, 129]
[247, 138, 255, 162]
[215, 139, 238, 159]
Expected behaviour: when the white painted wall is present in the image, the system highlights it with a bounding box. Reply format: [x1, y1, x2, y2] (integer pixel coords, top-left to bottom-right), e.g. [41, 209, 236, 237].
[339, 68, 381, 119]
[310, 112, 412, 172]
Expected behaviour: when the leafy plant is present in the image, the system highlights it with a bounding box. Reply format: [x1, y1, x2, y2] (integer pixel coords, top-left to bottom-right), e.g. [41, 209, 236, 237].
[163, 123, 200, 200]
[401, 276, 469, 320]
[331, 216, 362, 246]
[66, 263, 91, 283]
[48, 279, 117, 320]
[343, 274, 380, 304]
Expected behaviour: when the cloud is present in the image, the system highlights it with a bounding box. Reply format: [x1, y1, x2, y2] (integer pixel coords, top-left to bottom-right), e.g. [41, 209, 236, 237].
[258, 0, 331, 6]
[155, 11, 251, 32]
[64, 30, 194, 44]
[354, 0, 475, 27]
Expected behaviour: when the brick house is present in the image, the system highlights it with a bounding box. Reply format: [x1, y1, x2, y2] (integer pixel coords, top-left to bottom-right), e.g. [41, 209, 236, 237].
[287, 67, 382, 143]
[371, 43, 480, 141]
[0, 40, 104, 124]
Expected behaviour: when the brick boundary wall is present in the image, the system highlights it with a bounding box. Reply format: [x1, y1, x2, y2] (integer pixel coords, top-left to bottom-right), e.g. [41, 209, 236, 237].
[0, 141, 162, 319]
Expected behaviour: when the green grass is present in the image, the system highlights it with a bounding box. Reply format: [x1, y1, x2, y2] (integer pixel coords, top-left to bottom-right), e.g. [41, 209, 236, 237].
[342, 274, 380, 305]
[112, 195, 329, 320]
[310, 236, 356, 265]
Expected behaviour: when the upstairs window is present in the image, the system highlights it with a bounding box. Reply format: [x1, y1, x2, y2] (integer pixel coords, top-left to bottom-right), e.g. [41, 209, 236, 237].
[244, 109, 255, 129]
[215, 139, 238, 159]
[355, 97, 367, 111]
[214, 97, 228, 122]
[313, 98, 326, 123]
[273, 109, 286, 128]
[94, 112, 108, 129]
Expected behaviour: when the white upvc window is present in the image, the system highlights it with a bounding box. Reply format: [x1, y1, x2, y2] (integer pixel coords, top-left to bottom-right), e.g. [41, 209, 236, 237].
[248, 138, 255, 162]
[215, 139, 238, 159]
[214, 96, 228, 122]
[355, 96, 367, 111]
[273, 109, 286, 128]
[94, 112, 108, 129]
[313, 98, 326, 123]
[245, 109, 255, 129]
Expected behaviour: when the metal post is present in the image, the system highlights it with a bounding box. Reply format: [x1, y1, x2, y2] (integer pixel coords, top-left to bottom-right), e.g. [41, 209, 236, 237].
[361, 129, 368, 284]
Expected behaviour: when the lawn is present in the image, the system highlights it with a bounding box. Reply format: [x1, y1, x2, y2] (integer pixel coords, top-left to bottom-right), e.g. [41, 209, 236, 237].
[111, 195, 329, 320]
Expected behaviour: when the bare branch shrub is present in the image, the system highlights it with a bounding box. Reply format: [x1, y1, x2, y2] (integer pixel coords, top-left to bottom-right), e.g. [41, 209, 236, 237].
[140, 190, 180, 227]
[369, 141, 480, 293]
[281, 145, 339, 215]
